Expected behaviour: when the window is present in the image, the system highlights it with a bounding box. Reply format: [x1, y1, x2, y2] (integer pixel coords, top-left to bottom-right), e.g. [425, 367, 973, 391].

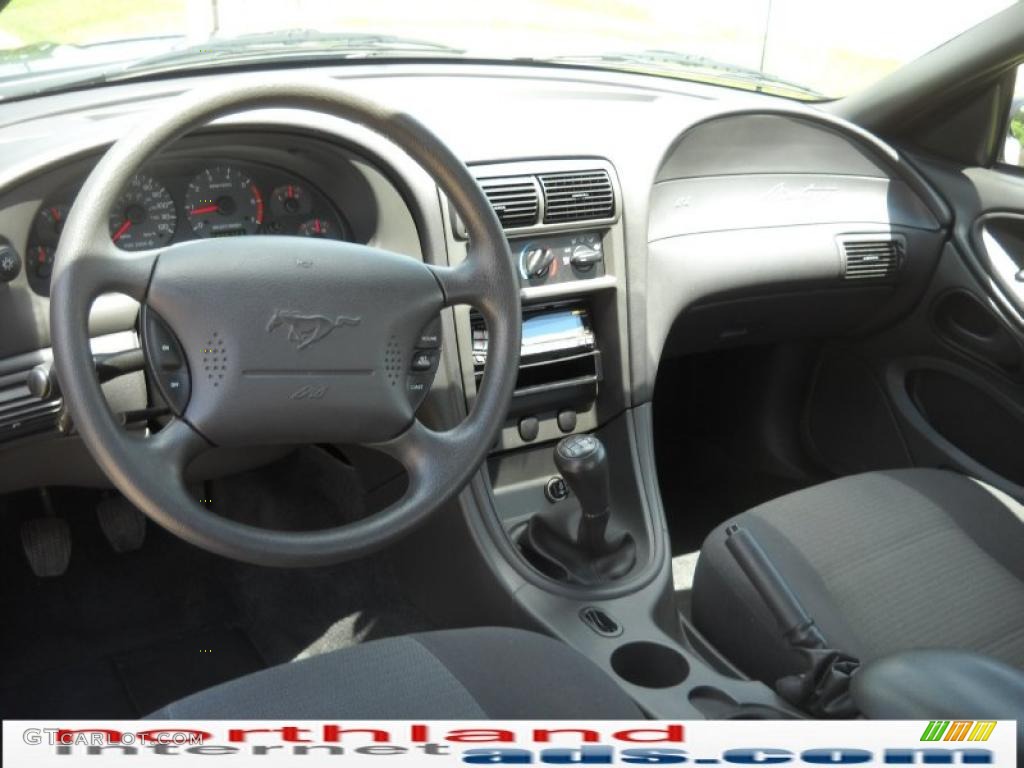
[1003, 65, 1024, 167]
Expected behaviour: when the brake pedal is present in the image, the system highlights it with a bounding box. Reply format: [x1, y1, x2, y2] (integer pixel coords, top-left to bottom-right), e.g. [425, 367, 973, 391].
[97, 496, 146, 553]
[20, 517, 72, 577]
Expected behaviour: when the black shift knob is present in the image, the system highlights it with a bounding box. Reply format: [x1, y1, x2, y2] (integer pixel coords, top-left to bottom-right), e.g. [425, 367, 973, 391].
[554, 433, 610, 550]
[521, 432, 635, 584]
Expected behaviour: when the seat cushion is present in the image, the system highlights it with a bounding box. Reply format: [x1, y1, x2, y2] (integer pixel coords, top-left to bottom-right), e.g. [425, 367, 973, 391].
[150, 626, 641, 719]
[692, 469, 1024, 685]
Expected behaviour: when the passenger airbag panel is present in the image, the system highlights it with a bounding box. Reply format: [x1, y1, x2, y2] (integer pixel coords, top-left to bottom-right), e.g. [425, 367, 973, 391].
[649, 175, 939, 241]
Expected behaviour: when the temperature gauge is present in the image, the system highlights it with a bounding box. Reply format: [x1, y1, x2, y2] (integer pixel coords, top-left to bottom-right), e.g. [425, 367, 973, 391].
[35, 205, 69, 243]
[296, 218, 340, 239]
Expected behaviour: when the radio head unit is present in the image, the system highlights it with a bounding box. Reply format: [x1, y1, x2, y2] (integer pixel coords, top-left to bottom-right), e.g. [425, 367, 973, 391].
[471, 303, 600, 416]
[473, 305, 595, 366]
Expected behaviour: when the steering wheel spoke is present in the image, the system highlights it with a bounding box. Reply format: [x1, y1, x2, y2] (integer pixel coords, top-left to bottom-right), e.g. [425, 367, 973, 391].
[63, 246, 159, 305]
[428, 259, 487, 307]
[373, 418, 449, 475]
[136, 417, 209, 476]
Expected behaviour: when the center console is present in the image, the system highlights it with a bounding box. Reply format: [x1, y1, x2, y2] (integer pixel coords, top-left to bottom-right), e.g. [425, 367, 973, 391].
[449, 159, 627, 451]
[420, 157, 795, 721]
[438, 156, 646, 580]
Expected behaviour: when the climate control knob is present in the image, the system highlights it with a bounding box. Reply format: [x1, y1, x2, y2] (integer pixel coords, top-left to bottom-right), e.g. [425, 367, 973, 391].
[570, 243, 602, 271]
[522, 245, 555, 279]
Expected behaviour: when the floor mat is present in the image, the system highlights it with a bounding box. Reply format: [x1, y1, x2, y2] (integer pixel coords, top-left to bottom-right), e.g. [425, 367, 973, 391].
[116, 625, 265, 715]
[2, 658, 135, 719]
[1, 625, 265, 718]
[0, 447, 432, 719]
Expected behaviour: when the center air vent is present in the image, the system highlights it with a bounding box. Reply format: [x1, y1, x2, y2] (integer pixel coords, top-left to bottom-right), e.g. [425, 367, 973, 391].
[478, 176, 540, 229]
[540, 170, 615, 224]
[841, 238, 903, 281]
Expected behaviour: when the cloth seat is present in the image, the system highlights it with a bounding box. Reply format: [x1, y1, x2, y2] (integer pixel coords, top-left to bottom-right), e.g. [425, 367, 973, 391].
[151, 626, 641, 718]
[692, 469, 1024, 685]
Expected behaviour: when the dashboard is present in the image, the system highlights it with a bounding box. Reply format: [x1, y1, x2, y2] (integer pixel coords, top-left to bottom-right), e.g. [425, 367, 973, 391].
[25, 158, 347, 296]
[0, 62, 950, 492]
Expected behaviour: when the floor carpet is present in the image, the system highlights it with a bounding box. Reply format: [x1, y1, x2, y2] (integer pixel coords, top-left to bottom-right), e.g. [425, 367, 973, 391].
[0, 447, 431, 718]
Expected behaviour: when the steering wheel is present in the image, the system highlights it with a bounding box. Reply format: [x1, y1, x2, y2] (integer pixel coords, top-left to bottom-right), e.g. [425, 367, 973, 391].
[49, 80, 521, 567]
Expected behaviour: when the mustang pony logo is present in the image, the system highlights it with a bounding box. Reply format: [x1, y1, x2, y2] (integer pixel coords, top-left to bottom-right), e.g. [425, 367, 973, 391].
[266, 310, 361, 350]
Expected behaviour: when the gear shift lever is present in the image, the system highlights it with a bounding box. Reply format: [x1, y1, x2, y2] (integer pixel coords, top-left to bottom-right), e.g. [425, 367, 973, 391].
[521, 434, 636, 585]
[554, 434, 612, 552]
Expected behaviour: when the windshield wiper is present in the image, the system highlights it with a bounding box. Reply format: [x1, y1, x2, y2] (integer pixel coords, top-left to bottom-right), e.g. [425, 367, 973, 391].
[549, 49, 823, 99]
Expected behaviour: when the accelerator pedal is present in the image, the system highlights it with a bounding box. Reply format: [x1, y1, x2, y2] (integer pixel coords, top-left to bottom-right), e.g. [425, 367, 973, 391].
[97, 495, 147, 553]
[20, 517, 72, 577]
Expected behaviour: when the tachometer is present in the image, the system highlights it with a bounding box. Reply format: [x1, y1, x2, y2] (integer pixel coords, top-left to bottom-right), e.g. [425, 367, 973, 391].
[185, 165, 264, 237]
[108, 174, 177, 251]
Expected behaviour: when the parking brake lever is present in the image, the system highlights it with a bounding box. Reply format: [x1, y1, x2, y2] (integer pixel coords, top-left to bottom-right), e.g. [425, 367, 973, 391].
[726, 524, 860, 718]
[725, 524, 827, 651]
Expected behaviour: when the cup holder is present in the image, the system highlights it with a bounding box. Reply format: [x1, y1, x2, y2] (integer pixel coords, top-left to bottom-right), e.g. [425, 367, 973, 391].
[611, 642, 689, 688]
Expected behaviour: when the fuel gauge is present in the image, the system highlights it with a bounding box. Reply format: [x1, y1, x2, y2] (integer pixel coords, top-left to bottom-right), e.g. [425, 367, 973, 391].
[271, 184, 312, 217]
[31, 244, 55, 278]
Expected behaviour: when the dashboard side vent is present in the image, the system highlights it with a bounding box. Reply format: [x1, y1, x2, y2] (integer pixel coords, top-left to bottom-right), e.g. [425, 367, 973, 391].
[539, 170, 615, 224]
[0, 372, 61, 443]
[841, 238, 903, 281]
[478, 176, 540, 229]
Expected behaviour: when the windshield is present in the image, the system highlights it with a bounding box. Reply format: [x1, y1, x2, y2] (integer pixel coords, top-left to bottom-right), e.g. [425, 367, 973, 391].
[0, 0, 1014, 100]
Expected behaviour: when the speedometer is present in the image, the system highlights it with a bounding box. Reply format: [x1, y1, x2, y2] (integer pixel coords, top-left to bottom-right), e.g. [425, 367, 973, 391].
[108, 174, 177, 251]
[184, 165, 264, 237]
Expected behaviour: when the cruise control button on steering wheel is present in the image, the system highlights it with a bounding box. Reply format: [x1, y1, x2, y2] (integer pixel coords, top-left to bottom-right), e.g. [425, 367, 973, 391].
[141, 307, 190, 413]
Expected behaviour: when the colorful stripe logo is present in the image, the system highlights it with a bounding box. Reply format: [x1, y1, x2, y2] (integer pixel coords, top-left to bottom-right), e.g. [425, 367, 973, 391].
[920, 720, 996, 742]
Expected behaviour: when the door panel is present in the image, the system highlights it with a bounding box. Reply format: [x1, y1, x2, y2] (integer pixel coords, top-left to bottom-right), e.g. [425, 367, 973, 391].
[975, 214, 1024, 311]
[908, 366, 1024, 485]
[804, 165, 1024, 500]
[931, 288, 1024, 380]
[898, 154, 1024, 499]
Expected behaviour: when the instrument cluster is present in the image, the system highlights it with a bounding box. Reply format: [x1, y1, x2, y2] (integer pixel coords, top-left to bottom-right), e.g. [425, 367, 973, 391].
[27, 160, 348, 295]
